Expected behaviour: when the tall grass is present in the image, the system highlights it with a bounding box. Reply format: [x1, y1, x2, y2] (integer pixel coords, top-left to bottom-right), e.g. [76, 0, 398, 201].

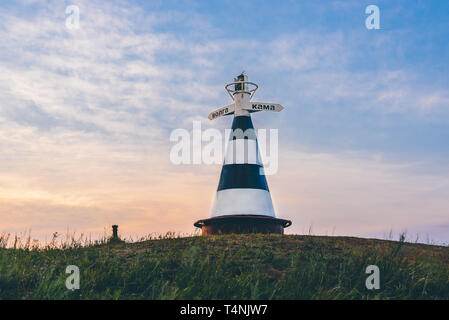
[0, 233, 448, 300]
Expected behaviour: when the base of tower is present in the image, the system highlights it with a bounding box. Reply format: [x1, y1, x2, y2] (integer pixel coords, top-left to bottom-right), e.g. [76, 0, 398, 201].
[194, 215, 292, 236]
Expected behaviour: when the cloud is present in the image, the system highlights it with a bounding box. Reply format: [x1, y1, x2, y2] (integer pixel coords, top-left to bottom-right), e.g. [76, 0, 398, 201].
[0, 0, 448, 243]
[271, 149, 449, 243]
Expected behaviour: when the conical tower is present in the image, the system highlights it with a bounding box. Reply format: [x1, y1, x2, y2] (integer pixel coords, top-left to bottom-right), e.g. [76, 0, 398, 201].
[194, 74, 292, 235]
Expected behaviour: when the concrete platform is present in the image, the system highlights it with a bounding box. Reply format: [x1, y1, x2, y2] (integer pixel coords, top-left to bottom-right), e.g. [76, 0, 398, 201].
[194, 215, 292, 235]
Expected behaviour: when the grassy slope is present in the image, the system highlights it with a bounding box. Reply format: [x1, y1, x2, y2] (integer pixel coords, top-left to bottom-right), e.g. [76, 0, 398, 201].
[0, 234, 448, 300]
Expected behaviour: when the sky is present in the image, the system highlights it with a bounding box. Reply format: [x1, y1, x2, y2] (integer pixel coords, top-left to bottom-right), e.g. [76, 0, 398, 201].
[0, 0, 448, 244]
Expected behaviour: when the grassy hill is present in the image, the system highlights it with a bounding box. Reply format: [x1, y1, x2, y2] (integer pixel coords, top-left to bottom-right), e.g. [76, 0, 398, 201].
[0, 234, 448, 300]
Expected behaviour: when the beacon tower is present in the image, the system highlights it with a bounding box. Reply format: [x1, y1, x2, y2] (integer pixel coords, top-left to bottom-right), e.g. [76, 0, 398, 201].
[194, 74, 292, 235]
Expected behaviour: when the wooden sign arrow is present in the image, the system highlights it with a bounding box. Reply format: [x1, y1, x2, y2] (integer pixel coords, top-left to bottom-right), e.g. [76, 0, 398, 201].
[243, 102, 284, 113]
[208, 104, 235, 120]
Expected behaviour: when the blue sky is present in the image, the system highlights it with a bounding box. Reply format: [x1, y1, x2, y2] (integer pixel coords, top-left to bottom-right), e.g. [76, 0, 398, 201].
[132, 0, 449, 158]
[0, 0, 448, 244]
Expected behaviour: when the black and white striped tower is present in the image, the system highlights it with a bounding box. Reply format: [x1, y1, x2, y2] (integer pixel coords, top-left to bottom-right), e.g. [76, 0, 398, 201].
[194, 74, 292, 235]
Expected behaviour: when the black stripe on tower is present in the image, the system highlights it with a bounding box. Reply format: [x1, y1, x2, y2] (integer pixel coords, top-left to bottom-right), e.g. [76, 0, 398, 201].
[230, 116, 256, 140]
[217, 164, 269, 191]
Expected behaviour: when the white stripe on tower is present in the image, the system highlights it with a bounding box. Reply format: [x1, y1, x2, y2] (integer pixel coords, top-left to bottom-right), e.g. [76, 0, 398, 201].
[223, 139, 264, 165]
[211, 188, 275, 217]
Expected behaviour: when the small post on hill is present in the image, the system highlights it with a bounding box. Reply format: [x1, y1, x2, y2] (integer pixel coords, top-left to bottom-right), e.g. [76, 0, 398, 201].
[112, 225, 119, 240]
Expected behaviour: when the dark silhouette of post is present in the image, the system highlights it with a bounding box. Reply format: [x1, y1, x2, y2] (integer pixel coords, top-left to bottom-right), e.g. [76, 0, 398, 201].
[112, 225, 118, 240]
